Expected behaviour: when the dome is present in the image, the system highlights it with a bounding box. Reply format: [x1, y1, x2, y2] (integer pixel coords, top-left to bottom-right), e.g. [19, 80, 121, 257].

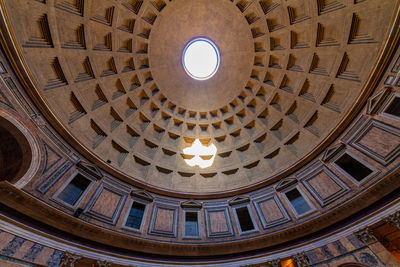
[0, 0, 399, 266]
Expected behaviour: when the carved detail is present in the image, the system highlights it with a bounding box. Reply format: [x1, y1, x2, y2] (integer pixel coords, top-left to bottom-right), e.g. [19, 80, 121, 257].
[293, 252, 310, 267]
[96, 260, 111, 267]
[60, 251, 82, 267]
[384, 211, 400, 230]
[355, 227, 378, 244]
[267, 258, 281, 267]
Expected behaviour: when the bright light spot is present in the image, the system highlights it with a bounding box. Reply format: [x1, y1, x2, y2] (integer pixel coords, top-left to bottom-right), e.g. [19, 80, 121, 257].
[183, 38, 220, 80]
[183, 139, 217, 168]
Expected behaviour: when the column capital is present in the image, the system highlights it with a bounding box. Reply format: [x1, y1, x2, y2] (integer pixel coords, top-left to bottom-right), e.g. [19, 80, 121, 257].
[354, 227, 378, 245]
[266, 258, 281, 267]
[60, 251, 82, 267]
[293, 252, 310, 267]
[96, 260, 112, 267]
[384, 211, 400, 230]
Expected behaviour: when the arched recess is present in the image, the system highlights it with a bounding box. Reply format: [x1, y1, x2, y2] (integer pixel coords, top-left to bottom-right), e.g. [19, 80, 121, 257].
[0, 110, 40, 188]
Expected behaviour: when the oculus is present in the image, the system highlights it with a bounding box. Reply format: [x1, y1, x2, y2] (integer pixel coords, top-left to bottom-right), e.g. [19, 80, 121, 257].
[182, 38, 220, 80]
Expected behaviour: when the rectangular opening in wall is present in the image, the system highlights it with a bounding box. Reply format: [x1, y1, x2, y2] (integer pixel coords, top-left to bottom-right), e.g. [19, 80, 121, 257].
[335, 153, 373, 182]
[58, 174, 91, 206]
[285, 188, 311, 215]
[125, 201, 146, 230]
[385, 97, 400, 117]
[236, 206, 255, 232]
[185, 212, 199, 237]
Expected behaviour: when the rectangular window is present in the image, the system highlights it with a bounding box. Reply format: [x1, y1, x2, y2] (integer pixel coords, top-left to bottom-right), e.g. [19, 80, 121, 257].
[58, 174, 91, 206]
[385, 97, 400, 117]
[125, 202, 146, 230]
[236, 206, 255, 232]
[285, 188, 311, 215]
[185, 212, 199, 237]
[335, 153, 373, 182]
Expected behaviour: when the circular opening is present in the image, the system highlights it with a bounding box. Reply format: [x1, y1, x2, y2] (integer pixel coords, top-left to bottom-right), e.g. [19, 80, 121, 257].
[183, 38, 220, 80]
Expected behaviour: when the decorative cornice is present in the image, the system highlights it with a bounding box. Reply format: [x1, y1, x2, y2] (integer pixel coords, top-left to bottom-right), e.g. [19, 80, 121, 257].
[181, 199, 202, 209]
[77, 161, 103, 179]
[228, 195, 250, 206]
[275, 177, 297, 191]
[366, 87, 392, 115]
[322, 143, 345, 163]
[130, 189, 154, 202]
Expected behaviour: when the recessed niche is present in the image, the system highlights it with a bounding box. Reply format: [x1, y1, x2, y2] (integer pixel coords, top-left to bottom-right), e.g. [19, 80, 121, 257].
[235, 206, 255, 232]
[184, 211, 200, 238]
[334, 153, 374, 182]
